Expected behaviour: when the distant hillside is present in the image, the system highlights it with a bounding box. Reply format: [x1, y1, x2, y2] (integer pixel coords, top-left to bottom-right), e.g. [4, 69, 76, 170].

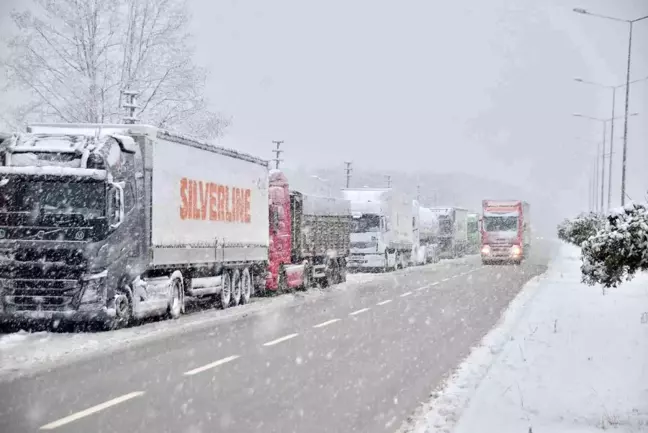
[282, 166, 561, 237]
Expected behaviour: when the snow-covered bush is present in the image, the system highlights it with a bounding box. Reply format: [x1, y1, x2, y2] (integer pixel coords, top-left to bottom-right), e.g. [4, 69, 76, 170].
[556, 212, 603, 247]
[581, 203, 648, 288]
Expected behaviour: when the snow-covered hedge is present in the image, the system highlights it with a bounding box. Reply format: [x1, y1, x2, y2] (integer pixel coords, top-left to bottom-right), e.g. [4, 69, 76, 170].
[556, 212, 603, 247]
[581, 203, 648, 288]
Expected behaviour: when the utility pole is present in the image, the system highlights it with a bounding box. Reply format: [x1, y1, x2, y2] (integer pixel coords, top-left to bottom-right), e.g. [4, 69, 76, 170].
[271, 140, 284, 169]
[417, 185, 421, 201]
[385, 175, 392, 188]
[344, 161, 352, 188]
[121, 89, 140, 124]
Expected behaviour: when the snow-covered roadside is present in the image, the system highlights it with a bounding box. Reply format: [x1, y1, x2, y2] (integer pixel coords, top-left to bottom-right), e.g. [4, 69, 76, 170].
[399, 243, 648, 433]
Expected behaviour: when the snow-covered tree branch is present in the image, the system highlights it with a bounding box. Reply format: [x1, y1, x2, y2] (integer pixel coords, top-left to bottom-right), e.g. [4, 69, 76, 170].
[581, 203, 648, 288]
[3, 0, 230, 139]
[556, 212, 603, 247]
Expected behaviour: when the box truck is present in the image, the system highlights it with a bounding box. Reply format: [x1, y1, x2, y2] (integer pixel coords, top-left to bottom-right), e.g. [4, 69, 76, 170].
[480, 199, 531, 264]
[343, 188, 413, 271]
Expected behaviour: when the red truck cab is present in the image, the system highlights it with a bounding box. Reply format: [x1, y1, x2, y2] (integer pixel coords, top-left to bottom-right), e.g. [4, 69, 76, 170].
[480, 200, 530, 265]
[266, 170, 304, 291]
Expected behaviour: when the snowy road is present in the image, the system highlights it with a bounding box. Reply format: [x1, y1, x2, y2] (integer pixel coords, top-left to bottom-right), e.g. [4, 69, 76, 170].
[0, 242, 554, 433]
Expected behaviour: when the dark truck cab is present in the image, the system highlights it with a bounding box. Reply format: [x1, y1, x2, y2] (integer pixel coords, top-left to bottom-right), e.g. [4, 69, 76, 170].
[0, 126, 137, 329]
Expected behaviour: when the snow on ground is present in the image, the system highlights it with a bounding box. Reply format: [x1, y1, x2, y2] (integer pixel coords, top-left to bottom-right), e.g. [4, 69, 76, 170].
[0, 256, 468, 381]
[400, 243, 648, 433]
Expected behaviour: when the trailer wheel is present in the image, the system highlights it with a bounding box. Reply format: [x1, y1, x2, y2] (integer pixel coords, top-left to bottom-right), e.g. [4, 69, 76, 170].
[240, 268, 252, 304]
[231, 269, 242, 306]
[338, 259, 347, 283]
[323, 260, 336, 287]
[220, 271, 232, 309]
[166, 277, 183, 320]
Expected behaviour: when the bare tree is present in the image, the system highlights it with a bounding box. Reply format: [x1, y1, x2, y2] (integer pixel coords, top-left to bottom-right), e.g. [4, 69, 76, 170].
[3, 0, 230, 139]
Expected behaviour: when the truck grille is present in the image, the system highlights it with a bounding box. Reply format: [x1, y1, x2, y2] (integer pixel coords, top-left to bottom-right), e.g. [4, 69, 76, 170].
[0, 248, 85, 311]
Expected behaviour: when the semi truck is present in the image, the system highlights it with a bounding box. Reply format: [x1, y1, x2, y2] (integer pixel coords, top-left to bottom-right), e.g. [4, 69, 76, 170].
[480, 199, 531, 265]
[411, 200, 425, 266]
[429, 207, 468, 258]
[343, 188, 413, 272]
[267, 170, 351, 290]
[0, 123, 350, 330]
[418, 205, 440, 264]
[467, 212, 480, 254]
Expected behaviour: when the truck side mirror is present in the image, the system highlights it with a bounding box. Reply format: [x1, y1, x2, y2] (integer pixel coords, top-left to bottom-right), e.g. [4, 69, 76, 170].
[109, 182, 125, 229]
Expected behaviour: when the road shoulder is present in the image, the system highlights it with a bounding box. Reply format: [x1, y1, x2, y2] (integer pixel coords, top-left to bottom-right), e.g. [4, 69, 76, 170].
[399, 242, 648, 433]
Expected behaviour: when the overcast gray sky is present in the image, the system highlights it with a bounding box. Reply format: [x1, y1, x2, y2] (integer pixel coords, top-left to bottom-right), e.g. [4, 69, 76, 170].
[1, 0, 646, 220]
[189, 0, 647, 216]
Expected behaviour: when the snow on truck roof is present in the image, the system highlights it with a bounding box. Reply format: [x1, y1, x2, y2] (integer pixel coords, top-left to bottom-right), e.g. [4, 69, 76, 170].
[302, 194, 350, 217]
[26, 123, 269, 167]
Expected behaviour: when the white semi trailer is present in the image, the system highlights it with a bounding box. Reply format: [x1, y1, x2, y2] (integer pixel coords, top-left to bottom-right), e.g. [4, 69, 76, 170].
[0, 123, 269, 330]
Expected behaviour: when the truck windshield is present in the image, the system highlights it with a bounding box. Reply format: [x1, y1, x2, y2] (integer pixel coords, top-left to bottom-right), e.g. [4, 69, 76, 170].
[0, 179, 106, 218]
[439, 216, 453, 235]
[483, 215, 518, 232]
[350, 215, 380, 233]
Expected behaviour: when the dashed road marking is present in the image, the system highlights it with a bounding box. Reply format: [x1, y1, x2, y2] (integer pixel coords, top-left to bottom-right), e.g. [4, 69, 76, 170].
[349, 307, 370, 316]
[313, 318, 340, 328]
[376, 299, 392, 306]
[400, 291, 412, 297]
[430, 282, 439, 286]
[40, 391, 145, 430]
[441, 277, 450, 282]
[263, 333, 299, 347]
[184, 355, 240, 376]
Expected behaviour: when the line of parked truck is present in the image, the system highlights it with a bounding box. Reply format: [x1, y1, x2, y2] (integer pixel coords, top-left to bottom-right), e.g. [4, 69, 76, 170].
[0, 122, 527, 331]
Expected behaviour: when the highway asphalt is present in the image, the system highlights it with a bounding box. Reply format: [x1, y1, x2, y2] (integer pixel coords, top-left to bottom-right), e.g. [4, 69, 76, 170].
[0, 241, 554, 433]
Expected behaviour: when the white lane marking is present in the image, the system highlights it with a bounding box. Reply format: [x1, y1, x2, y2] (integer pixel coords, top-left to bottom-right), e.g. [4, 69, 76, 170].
[263, 333, 299, 347]
[430, 282, 439, 286]
[40, 391, 145, 430]
[376, 299, 392, 306]
[441, 277, 450, 282]
[183, 355, 240, 376]
[415, 286, 426, 291]
[349, 307, 370, 316]
[400, 291, 412, 297]
[313, 318, 340, 328]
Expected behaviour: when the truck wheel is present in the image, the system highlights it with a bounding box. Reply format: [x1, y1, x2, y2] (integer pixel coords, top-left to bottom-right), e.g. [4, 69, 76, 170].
[108, 287, 133, 330]
[300, 264, 311, 290]
[220, 271, 232, 309]
[166, 277, 183, 320]
[231, 269, 242, 306]
[278, 267, 288, 292]
[240, 268, 252, 304]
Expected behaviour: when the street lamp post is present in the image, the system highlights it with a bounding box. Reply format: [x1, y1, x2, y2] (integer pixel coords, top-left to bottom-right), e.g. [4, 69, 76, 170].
[574, 76, 648, 209]
[573, 113, 638, 212]
[574, 8, 648, 205]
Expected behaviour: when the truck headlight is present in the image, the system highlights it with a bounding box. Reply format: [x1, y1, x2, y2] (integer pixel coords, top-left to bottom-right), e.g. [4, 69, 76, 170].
[481, 245, 491, 255]
[80, 274, 107, 304]
[510, 245, 522, 257]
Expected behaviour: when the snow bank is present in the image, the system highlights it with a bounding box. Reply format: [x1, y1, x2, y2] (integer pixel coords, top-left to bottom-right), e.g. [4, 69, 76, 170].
[401, 242, 648, 433]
